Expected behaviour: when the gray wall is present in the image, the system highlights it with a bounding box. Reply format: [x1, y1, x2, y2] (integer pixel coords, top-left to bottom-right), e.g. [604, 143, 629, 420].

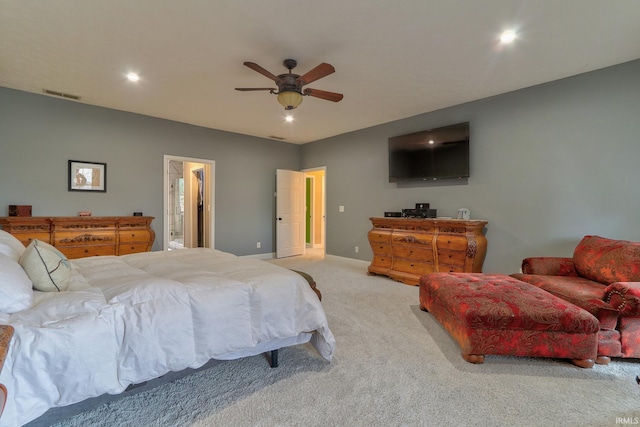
[301, 60, 640, 273]
[2, 60, 639, 272]
[0, 88, 301, 255]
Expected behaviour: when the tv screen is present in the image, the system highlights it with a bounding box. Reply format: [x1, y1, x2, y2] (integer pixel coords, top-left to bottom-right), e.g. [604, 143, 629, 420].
[388, 122, 470, 182]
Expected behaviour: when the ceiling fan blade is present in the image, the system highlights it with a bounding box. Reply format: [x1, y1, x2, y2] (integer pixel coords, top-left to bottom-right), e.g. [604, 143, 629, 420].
[235, 87, 276, 91]
[243, 62, 281, 83]
[303, 88, 343, 102]
[296, 63, 335, 85]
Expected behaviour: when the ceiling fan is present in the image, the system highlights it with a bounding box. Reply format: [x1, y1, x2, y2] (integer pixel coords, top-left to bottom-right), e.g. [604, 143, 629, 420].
[235, 59, 343, 110]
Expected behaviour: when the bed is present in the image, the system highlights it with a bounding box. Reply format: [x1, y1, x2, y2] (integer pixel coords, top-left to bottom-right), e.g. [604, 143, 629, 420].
[0, 230, 335, 427]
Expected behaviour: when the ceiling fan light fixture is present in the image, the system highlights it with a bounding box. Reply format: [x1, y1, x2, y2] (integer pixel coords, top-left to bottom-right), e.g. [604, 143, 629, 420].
[277, 90, 303, 110]
[499, 30, 517, 44]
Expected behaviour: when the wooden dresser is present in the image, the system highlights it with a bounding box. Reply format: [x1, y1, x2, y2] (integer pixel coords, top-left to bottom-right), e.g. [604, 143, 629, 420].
[0, 216, 155, 259]
[367, 217, 488, 285]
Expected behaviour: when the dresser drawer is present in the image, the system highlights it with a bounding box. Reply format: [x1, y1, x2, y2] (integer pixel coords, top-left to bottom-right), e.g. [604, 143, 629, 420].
[436, 235, 468, 251]
[370, 241, 392, 254]
[392, 245, 433, 261]
[437, 263, 466, 273]
[118, 219, 151, 230]
[371, 254, 392, 268]
[14, 233, 51, 246]
[392, 232, 433, 247]
[119, 230, 153, 243]
[392, 258, 435, 276]
[54, 231, 116, 247]
[368, 230, 391, 243]
[118, 243, 151, 255]
[437, 249, 467, 267]
[58, 245, 117, 259]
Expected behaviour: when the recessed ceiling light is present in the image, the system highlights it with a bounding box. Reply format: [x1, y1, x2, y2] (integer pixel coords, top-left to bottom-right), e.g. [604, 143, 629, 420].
[126, 72, 140, 82]
[285, 115, 294, 123]
[499, 30, 517, 44]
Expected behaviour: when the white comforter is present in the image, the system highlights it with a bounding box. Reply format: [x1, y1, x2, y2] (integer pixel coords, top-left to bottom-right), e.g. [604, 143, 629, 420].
[0, 249, 335, 427]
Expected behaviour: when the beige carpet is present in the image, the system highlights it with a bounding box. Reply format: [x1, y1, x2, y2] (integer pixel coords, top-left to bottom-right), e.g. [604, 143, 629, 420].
[51, 254, 640, 427]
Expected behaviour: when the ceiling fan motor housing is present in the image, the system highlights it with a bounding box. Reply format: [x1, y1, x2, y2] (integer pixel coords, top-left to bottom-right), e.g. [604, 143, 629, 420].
[277, 61, 304, 109]
[277, 74, 304, 93]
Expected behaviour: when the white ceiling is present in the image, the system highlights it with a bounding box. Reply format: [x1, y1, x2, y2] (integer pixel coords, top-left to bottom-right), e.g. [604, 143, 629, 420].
[1, 1, 639, 144]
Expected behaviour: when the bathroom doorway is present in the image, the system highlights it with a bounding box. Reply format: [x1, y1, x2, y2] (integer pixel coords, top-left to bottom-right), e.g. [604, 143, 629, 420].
[164, 155, 215, 250]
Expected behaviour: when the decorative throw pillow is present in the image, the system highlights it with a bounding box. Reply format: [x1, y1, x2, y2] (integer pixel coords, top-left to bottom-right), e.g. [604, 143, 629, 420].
[574, 235, 640, 284]
[0, 229, 26, 262]
[0, 253, 33, 313]
[19, 240, 71, 292]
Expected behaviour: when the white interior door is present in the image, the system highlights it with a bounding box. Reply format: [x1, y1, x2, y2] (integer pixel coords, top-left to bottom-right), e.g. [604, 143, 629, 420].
[276, 169, 305, 258]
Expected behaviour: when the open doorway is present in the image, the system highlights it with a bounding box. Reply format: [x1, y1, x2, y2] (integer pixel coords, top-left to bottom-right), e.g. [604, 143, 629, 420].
[164, 155, 215, 250]
[303, 167, 326, 257]
[275, 167, 326, 259]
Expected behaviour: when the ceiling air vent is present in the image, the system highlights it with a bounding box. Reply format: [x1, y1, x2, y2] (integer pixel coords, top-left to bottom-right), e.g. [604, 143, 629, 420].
[268, 135, 286, 141]
[42, 89, 81, 101]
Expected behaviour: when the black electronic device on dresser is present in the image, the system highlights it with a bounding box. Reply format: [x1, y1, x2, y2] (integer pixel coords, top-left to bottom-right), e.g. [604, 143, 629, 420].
[400, 202, 436, 218]
[385, 202, 437, 219]
[401, 208, 437, 218]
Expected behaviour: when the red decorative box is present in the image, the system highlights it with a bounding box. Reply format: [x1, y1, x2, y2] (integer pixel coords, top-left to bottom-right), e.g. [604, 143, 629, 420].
[8, 205, 32, 217]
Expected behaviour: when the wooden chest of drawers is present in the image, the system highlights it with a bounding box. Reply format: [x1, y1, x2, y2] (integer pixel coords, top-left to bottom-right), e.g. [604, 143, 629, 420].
[0, 216, 155, 259]
[367, 217, 488, 286]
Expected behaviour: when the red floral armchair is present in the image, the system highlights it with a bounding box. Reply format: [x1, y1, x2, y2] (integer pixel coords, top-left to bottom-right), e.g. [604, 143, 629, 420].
[512, 235, 640, 361]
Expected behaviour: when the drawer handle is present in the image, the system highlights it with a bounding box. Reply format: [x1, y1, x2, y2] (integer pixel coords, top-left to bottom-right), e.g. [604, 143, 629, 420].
[84, 249, 89, 253]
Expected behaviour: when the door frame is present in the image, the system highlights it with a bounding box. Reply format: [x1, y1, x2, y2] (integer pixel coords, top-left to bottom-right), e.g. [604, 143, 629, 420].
[163, 155, 215, 251]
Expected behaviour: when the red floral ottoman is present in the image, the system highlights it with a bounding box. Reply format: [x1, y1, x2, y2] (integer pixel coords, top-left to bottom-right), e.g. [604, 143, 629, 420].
[419, 273, 599, 367]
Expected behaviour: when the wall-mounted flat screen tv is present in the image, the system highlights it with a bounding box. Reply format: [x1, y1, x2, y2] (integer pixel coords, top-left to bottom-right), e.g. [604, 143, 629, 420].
[388, 122, 470, 182]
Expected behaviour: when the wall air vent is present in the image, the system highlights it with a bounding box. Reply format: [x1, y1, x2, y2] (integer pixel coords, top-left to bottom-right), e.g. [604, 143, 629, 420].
[268, 135, 287, 141]
[42, 89, 81, 100]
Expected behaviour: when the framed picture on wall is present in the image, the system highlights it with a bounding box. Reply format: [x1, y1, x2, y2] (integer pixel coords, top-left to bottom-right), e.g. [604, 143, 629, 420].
[68, 160, 107, 192]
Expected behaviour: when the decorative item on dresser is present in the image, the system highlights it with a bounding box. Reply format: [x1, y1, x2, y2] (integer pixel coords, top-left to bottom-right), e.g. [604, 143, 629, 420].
[0, 216, 154, 259]
[7, 205, 32, 217]
[367, 217, 488, 285]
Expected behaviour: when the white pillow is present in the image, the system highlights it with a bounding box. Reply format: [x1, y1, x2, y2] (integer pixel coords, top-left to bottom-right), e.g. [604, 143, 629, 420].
[19, 240, 71, 292]
[0, 229, 26, 261]
[0, 253, 33, 313]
